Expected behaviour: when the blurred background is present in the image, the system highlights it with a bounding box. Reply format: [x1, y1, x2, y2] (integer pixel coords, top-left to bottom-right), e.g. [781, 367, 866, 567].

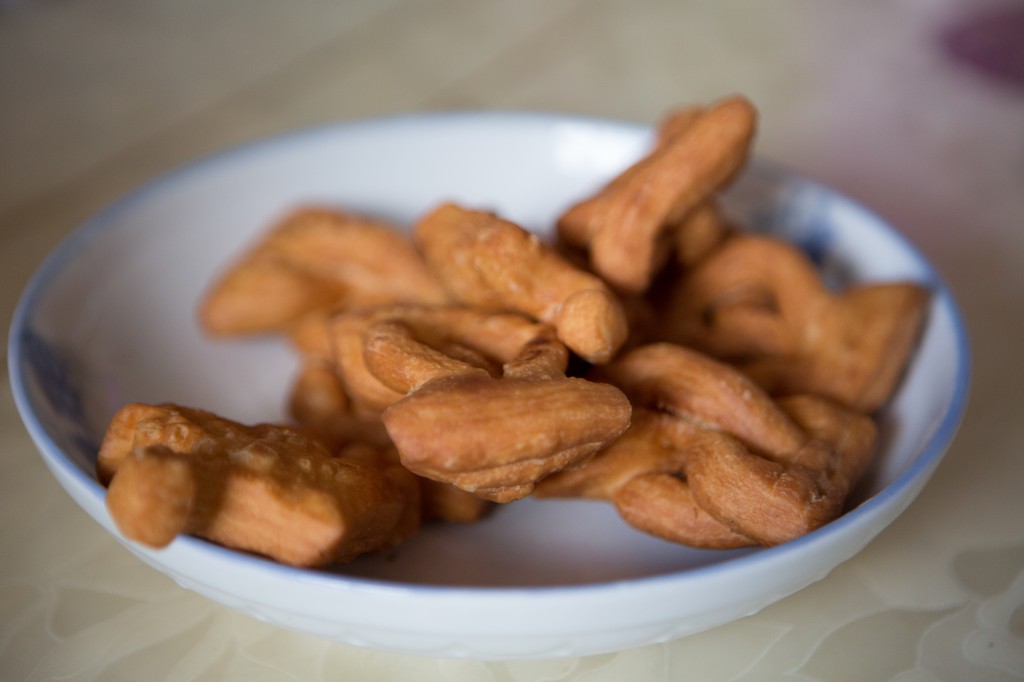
[2, 1, 1022, 679]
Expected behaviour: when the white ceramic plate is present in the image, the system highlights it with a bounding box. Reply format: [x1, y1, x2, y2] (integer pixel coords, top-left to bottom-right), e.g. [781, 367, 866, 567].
[9, 112, 970, 659]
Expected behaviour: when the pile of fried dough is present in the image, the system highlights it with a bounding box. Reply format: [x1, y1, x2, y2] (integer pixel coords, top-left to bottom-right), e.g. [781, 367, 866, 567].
[97, 95, 930, 567]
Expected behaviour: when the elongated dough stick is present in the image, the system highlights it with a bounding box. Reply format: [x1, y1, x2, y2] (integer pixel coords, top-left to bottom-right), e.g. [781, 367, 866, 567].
[99, 403, 417, 566]
[558, 96, 757, 294]
[328, 304, 548, 413]
[593, 343, 877, 545]
[372, 323, 632, 502]
[414, 203, 629, 364]
[661, 234, 930, 412]
[535, 409, 753, 549]
[200, 207, 448, 336]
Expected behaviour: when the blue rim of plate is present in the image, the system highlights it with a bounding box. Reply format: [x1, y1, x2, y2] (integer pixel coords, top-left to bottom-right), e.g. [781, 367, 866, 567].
[7, 110, 972, 601]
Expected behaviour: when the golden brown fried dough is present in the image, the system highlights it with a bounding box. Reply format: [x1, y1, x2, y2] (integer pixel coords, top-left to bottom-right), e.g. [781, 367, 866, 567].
[591, 343, 877, 545]
[414, 203, 629, 364]
[372, 323, 632, 502]
[99, 403, 417, 566]
[558, 96, 757, 294]
[200, 207, 448, 336]
[660, 234, 930, 412]
[535, 408, 753, 549]
[288, 359, 392, 450]
[328, 304, 547, 413]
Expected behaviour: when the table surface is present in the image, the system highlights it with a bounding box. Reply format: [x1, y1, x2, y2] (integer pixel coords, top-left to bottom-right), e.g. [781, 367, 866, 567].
[2, 1, 1023, 680]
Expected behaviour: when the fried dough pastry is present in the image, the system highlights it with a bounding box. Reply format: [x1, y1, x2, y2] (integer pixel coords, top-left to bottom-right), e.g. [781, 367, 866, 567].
[671, 200, 733, 268]
[328, 304, 550, 413]
[286, 307, 337, 360]
[418, 478, 495, 524]
[580, 343, 877, 546]
[366, 321, 632, 502]
[112, 95, 928, 566]
[98, 403, 418, 566]
[660, 234, 930, 412]
[288, 356, 494, 523]
[534, 408, 753, 549]
[414, 203, 629, 364]
[288, 359, 392, 449]
[557, 96, 757, 294]
[556, 105, 705, 250]
[199, 207, 448, 336]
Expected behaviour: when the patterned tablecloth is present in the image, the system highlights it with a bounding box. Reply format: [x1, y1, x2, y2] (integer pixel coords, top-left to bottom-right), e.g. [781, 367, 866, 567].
[2, 1, 1022, 679]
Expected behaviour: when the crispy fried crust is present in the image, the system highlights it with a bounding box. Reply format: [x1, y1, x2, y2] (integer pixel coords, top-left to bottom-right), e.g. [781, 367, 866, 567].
[535, 408, 754, 549]
[328, 304, 549, 413]
[557, 96, 757, 294]
[99, 403, 417, 566]
[114, 95, 928, 562]
[200, 207, 448, 336]
[371, 322, 632, 502]
[553, 343, 879, 546]
[659, 234, 930, 412]
[414, 203, 629, 364]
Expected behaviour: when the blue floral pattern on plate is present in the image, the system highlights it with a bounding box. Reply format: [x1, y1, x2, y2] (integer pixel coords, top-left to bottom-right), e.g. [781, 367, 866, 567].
[20, 326, 100, 466]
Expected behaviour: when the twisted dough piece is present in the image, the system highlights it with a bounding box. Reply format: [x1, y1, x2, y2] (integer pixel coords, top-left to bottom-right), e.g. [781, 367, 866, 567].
[414, 203, 629, 364]
[258, 297, 536, 521]
[661, 234, 930, 413]
[360, 318, 632, 502]
[670, 200, 734, 268]
[97, 403, 419, 566]
[534, 408, 754, 549]
[328, 304, 552, 413]
[200, 207, 448, 336]
[339, 439, 494, 525]
[557, 96, 757, 294]
[287, 356, 493, 523]
[577, 343, 877, 546]
[556, 105, 704, 249]
[288, 358, 393, 449]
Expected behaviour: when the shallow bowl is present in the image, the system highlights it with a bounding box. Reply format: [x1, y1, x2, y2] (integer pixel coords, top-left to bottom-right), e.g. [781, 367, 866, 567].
[8, 112, 970, 659]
